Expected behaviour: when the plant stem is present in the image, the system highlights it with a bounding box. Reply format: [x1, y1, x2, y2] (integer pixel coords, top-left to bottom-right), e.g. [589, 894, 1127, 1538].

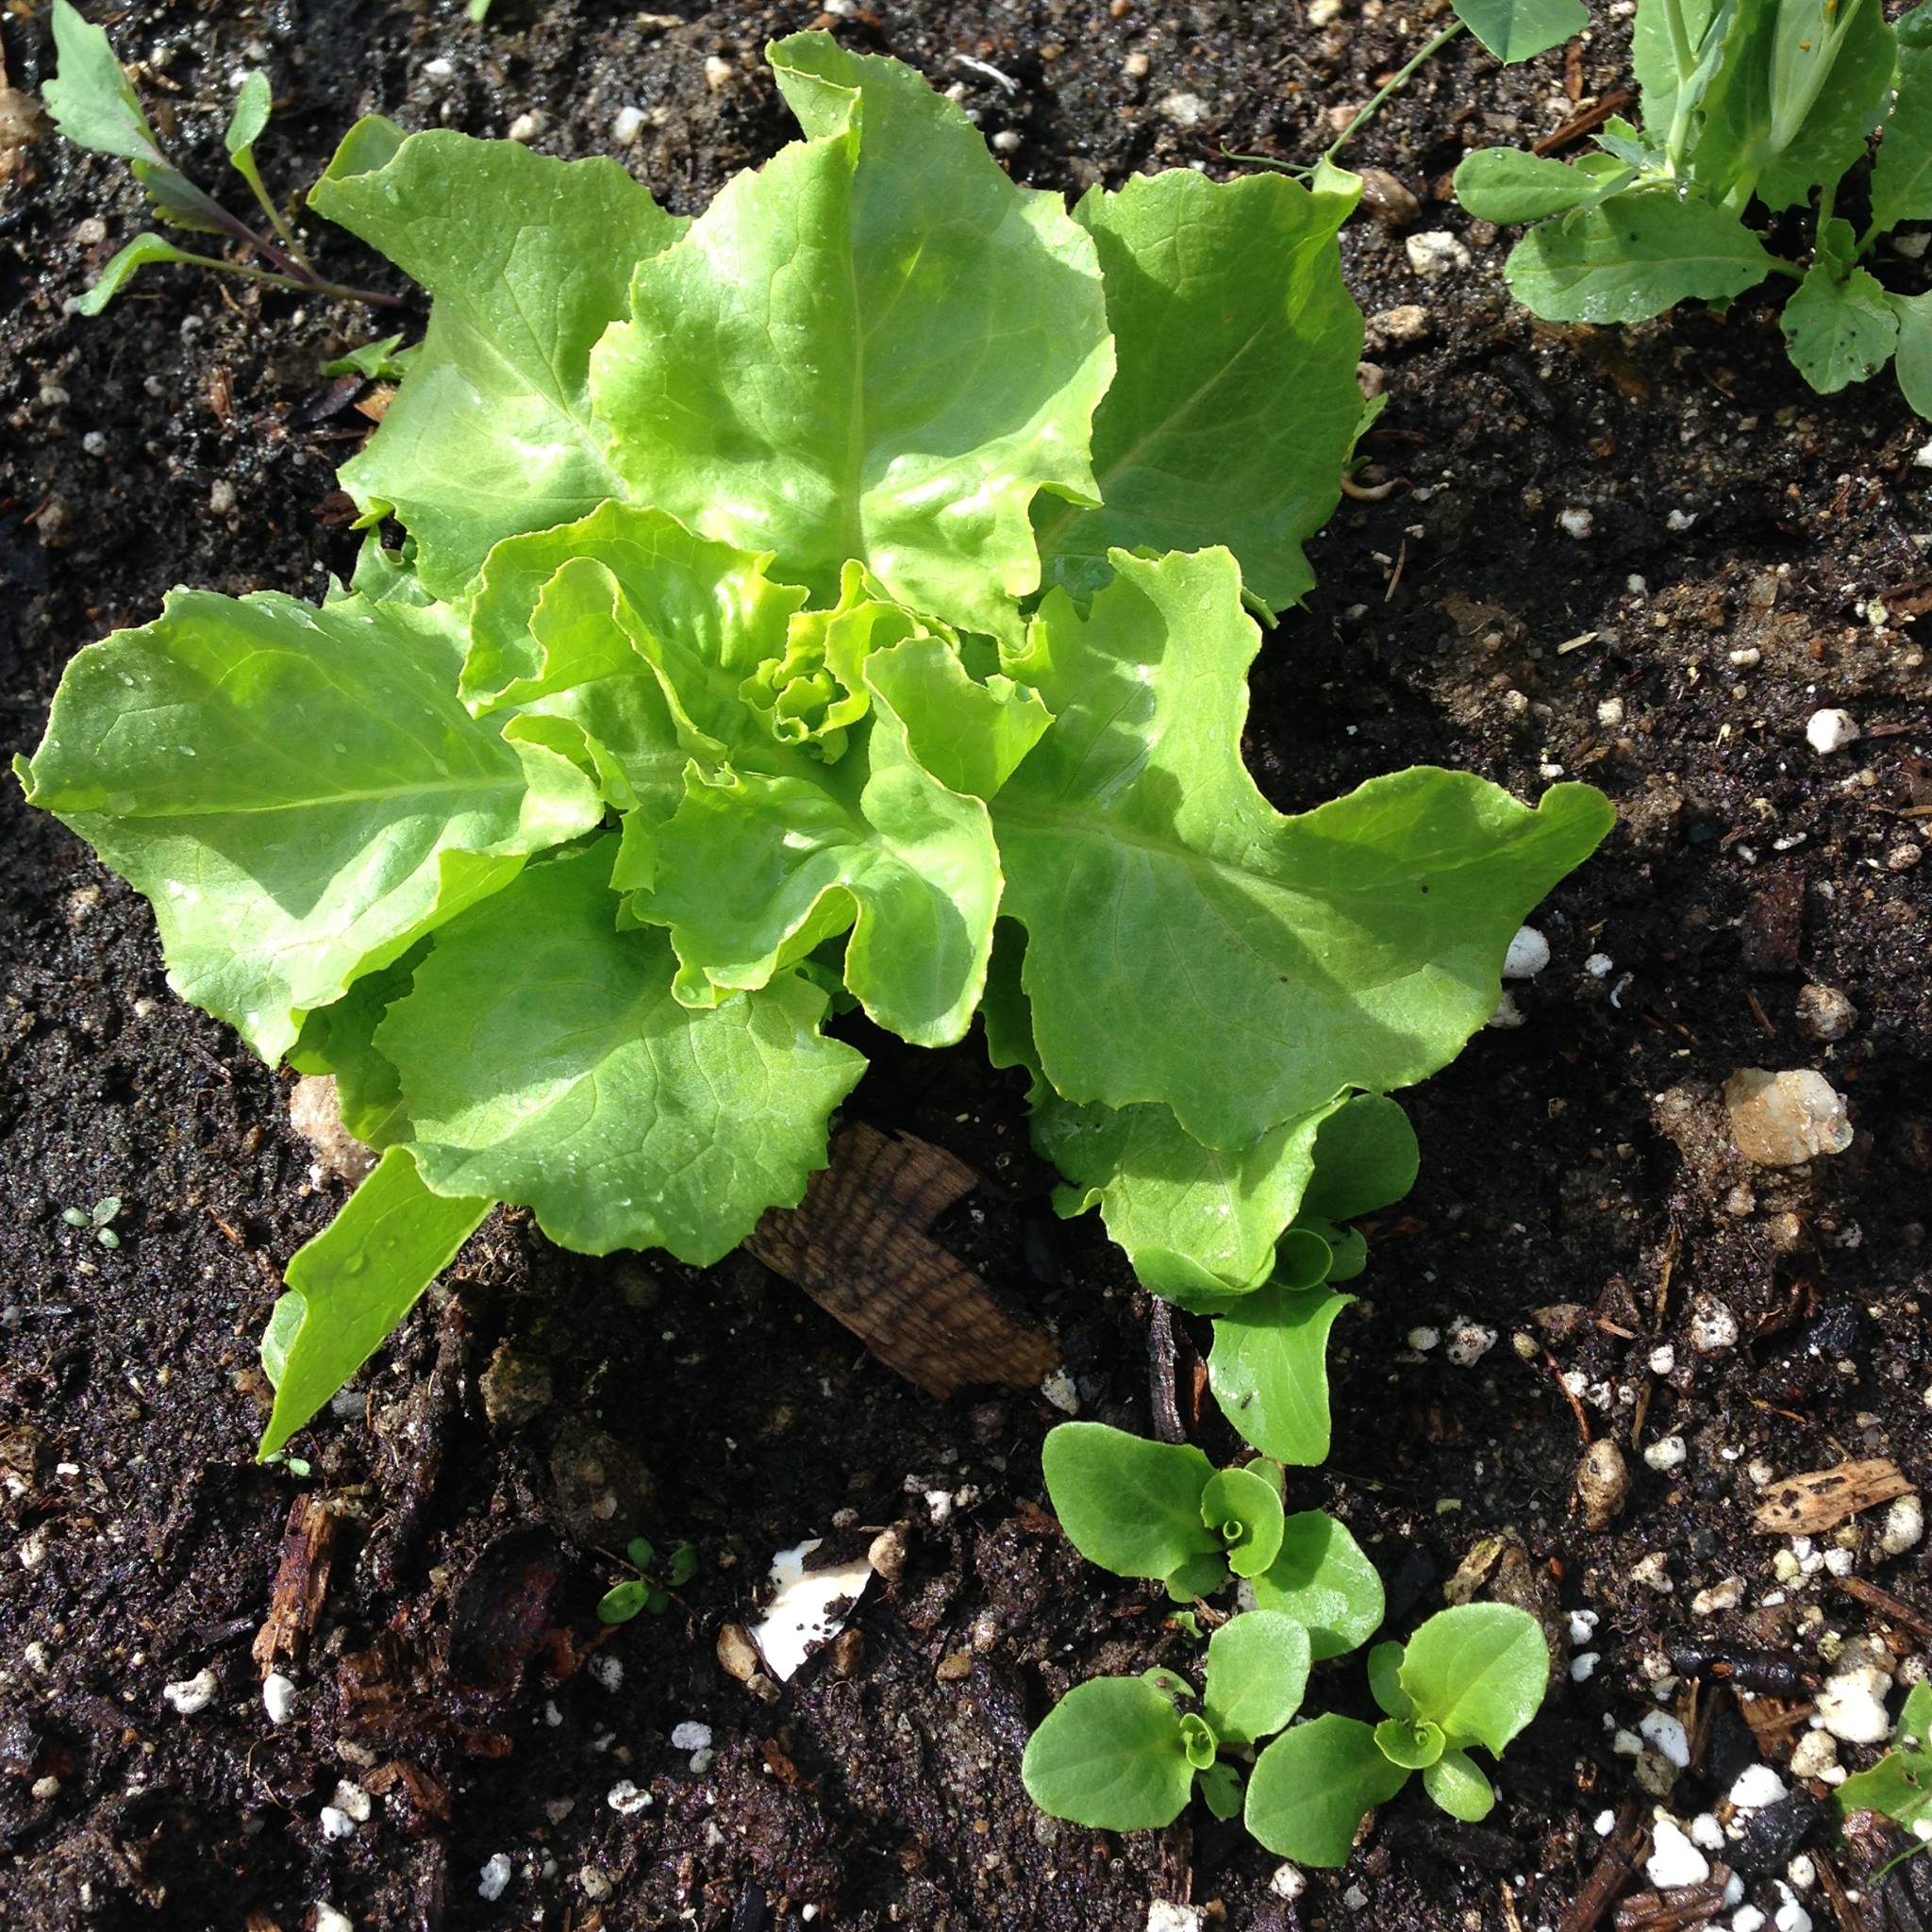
[1322, 19, 1466, 168]
[1659, 0, 1701, 173]
[232, 149, 320, 278]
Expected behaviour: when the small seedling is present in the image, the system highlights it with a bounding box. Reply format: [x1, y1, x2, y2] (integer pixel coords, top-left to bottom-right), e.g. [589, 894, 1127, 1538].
[1022, 1611, 1311, 1830]
[320, 333, 416, 381]
[1244, 1604, 1549, 1865]
[596, 1536, 697, 1624]
[42, 0, 401, 314]
[1836, 1680, 1932, 1848]
[60, 1194, 122, 1246]
[1457, 0, 1932, 415]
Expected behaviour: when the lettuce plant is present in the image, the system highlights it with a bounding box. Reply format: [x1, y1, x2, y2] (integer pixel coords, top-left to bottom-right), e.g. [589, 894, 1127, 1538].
[21, 28, 1611, 1457]
[1457, 0, 1932, 414]
[1022, 1611, 1312, 1830]
[1244, 1604, 1548, 1862]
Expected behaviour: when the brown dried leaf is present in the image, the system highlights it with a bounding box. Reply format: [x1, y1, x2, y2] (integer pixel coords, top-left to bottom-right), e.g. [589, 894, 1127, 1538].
[251, 1495, 336, 1673]
[1751, 1458, 1914, 1535]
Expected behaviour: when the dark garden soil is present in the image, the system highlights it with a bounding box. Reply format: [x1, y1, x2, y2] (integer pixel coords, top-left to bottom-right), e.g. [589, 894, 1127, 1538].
[3, 2, 1932, 1928]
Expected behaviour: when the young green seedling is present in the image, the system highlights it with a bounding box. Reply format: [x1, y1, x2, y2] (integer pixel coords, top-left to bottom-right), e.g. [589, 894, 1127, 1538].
[42, 0, 400, 313]
[1245, 1604, 1550, 1865]
[1457, 0, 1932, 416]
[1022, 1611, 1311, 1830]
[596, 1536, 698, 1624]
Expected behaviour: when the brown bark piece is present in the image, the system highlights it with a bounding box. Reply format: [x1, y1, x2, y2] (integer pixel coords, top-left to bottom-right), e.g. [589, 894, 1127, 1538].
[746, 1123, 1060, 1399]
[1751, 1458, 1914, 1535]
[251, 1494, 337, 1674]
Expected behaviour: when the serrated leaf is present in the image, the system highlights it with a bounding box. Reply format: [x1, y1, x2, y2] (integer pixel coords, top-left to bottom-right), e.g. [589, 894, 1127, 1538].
[75, 233, 203, 315]
[588, 31, 1111, 641]
[259, 1146, 491, 1456]
[1244, 1714, 1412, 1866]
[225, 70, 273, 158]
[1781, 240, 1899, 394]
[15, 588, 601, 1063]
[1874, 4, 1932, 238]
[43, 0, 164, 165]
[1022, 1677, 1195, 1831]
[1452, 0, 1588, 64]
[1454, 149, 1627, 224]
[375, 841, 865, 1261]
[1035, 167, 1363, 615]
[1250, 1510, 1385, 1661]
[1424, 1747, 1496, 1820]
[1040, 1422, 1223, 1584]
[993, 548, 1613, 1150]
[1208, 1286, 1353, 1466]
[311, 123, 689, 598]
[1398, 1604, 1549, 1756]
[1203, 1610, 1310, 1746]
[1504, 192, 1777, 324]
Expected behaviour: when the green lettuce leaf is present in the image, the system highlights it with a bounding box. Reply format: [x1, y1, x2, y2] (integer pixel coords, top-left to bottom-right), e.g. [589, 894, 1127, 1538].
[15, 588, 601, 1062]
[992, 547, 1615, 1149]
[1873, 3, 1932, 238]
[375, 841, 865, 1261]
[587, 31, 1113, 639]
[1453, 0, 1588, 63]
[260, 1145, 491, 1456]
[1208, 1285, 1355, 1464]
[1035, 167, 1362, 614]
[1754, 0, 1895, 211]
[311, 122, 688, 598]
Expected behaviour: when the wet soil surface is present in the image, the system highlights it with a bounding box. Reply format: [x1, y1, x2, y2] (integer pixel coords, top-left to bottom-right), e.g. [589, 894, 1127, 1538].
[3, 2, 1931, 1929]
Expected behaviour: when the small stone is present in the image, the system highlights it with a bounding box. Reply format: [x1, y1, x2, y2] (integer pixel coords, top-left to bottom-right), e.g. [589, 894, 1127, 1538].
[589, 1654, 623, 1692]
[319, 1806, 356, 1840]
[1487, 991, 1525, 1029]
[1041, 1368, 1080, 1415]
[208, 479, 237, 515]
[1644, 1434, 1688, 1474]
[1794, 986, 1857, 1043]
[1157, 92, 1209, 126]
[1307, 0, 1342, 21]
[478, 1854, 512, 1903]
[611, 105, 646, 145]
[1571, 1652, 1599, 1682]
[1788, 1731, 1839, 1780]
[1881, 1494, 1924, 1556]
[1642, 1711, 1691, 1769]
[1817, 1665, 1892, 1742]
[1577, 1438, 1631, 1529]
[991, 128, 1022, 154]
[704, 55, 733, 91]
[1804, 708, 1859, 755]
[1889, 841, 1924, 872]
[1645, 1815, 1711, 1890]
[1630, 1551, 1674, 1593]
[1692, 1576, 1744, 1615]
[162, 1667, 218, 1716]
[1147, 1905, 1205, 1932]
[866, 1525, 908, 1584]
[1270, 1864, 1307, 1901]
[30, 1775, 60, 1800]
[1731, 1764, 1789, 1809]
[1724, 1069, 1854, 1166]
[717, 1623, 761, 1683]
[316, 1908, 355, 1932]
[1406, 230, 1471, 276]
[422, 57, 455, 81]
[1558, 508, 1595, 540]
[479, 1344, 552, 1429]
[1407, 1325, 1441, 1353]
[1503, 926, 1551, 979]
[670, 1721, 712, 1753]
[1368, 303, 1429, 346]
[936, 1650, 974, 1682]
[1357, 167, 1420, 227]
[607, 1779, 652, 1814]
[262, 1673, 297, 1724]
[1649, 1343, 1677, 1375]
[1446, 1319, 1496, 1367]
[508, 109, 545, 142]
[579, 1867, 613, 1901]
[1729, 646, 1762, 668]
[1690, 1296, 1740, 1356]
[1122, 51, 1151, 78]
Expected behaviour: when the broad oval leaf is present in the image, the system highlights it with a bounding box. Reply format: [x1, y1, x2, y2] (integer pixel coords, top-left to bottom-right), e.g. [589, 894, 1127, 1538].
[1781, 251, 1900, 396]
[225, 69, 273, 158]
[1036, 167, 1364, 615]
[15, 587, 601, 1062]
[1022, 1676, 1195, 1832]
[1244, 1713, 1412, 1866]
[312, 125, 688, 598]
[1397, 1604, 1550, 1757]
[1423, 1747, 1497, 1821]
[1039, 1422, 1222, 1583]
[259, 1146, 491, 1457]
[1250, 1510, 1385, 1661]
[589, 32, 1112, 641]
[1452, 0, 1588, 62]
[1503, 192, 1776, 325]
[1303, 1094, 1420, 1224]
[993, 548, 1614, 1150]
[1200, 1465, 1287, 1579]
[1208, 1286, 1353, 1466]
[1454, 148, 1617, 225]
[1203, 1610, 1311, 1746]
[376, 841, 866, 1262]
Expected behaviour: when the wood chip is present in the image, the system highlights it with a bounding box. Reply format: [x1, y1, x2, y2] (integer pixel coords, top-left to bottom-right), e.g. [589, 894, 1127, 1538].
[745, 1123, 1059, 1399]
[1751, 1458, 1915, 1535]
[251, 1494, 336, 1674]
